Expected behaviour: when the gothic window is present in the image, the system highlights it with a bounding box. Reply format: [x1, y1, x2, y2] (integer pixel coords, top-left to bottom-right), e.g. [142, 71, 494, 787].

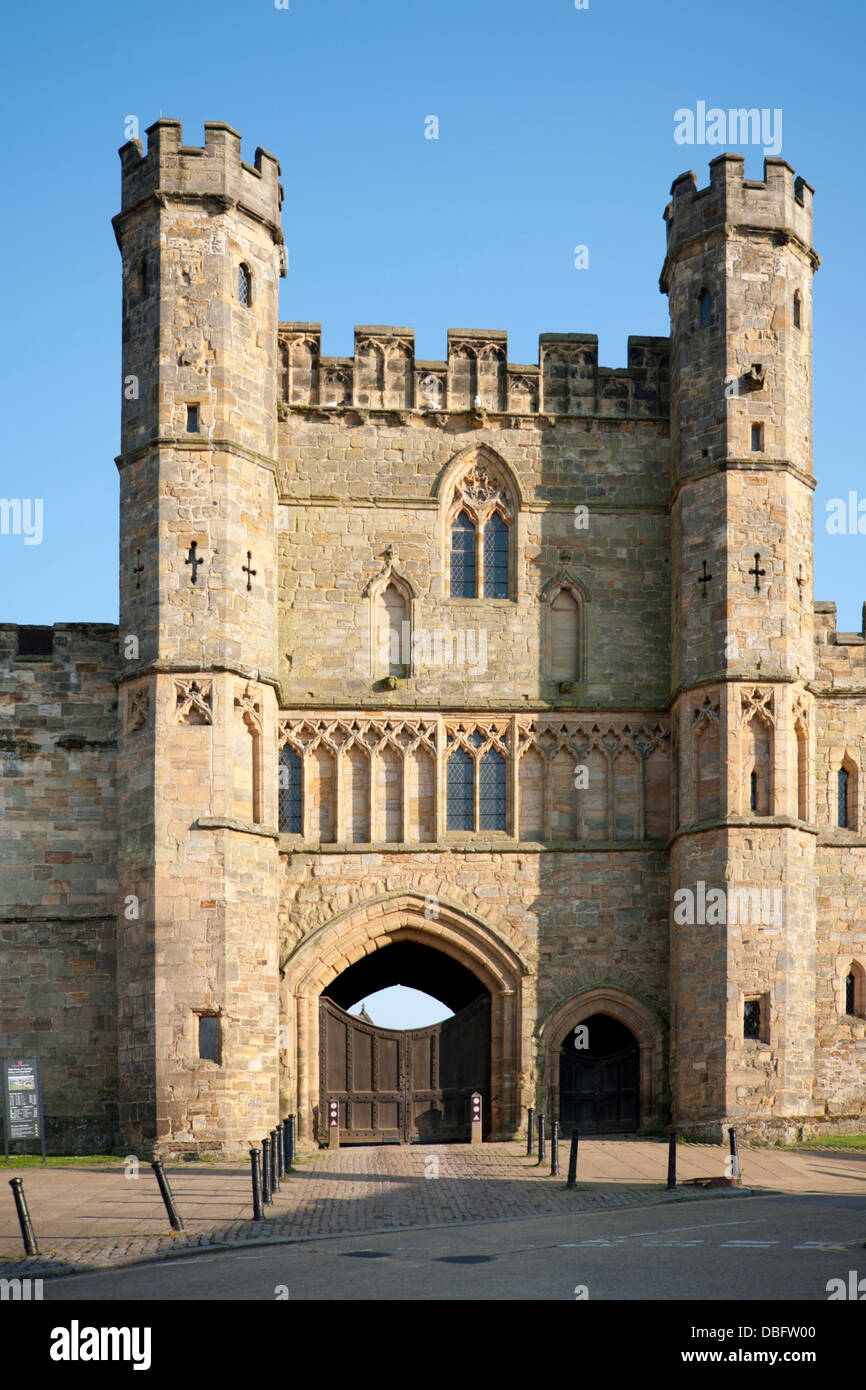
[479, 750, 506, 830]
[793, 291, 802, 329]
[743, 998, 761, 1039]
[278, 746, 303, 834]
[838, 766, 850, 828]
[238, 263, 252, 307]
[698, 288, 712, 326]
[483, 512, 509, 598]
[694, 713, 721, 820]
[446, 748, 474, 831]
[451, 512, 477, 598]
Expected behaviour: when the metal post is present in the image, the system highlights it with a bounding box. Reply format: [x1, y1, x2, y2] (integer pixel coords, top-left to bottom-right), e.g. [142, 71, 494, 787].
[470, 1091, 482, 1144]
[261, 1136, 272, 1204]
[250, 1149, 264, 1221]
[285, 1114, 295, 1169]
[151, 1161, 184, 1231]
[526, 1106, 534, 1157]
[9, 1178, 39, 1256]
[537, 1113, 545, 1166]
[566, 1130, 579, 1189]
[666, 1129, 677, 1190]
[728, 1126, 740, 1182]
[276, 1124, 285, 1178]
[328, 1099, 340, 1149]
[550, 1120, 559, 1177]
[271, 1129, 280, 1193]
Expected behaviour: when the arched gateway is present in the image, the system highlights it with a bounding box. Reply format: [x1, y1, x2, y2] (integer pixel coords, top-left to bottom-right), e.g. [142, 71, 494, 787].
[282, 894, 528, 1141]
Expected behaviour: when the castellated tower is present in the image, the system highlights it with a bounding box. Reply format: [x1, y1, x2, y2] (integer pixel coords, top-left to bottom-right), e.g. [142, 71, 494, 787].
[662, 155, 820, 1137]
[112, 121, 286, 1153]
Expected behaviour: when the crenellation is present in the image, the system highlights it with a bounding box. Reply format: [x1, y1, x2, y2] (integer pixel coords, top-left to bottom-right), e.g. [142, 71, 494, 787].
[275, 323, 668, 418]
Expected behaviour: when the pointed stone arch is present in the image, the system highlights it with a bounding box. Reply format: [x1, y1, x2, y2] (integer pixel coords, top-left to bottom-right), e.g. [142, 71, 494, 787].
[540, 569, 589, 683]
[538, 985, 667, 1131]
[282, 892, 529, 1139]
[363, 558, 416, 678]
[435, 445, 522, 600]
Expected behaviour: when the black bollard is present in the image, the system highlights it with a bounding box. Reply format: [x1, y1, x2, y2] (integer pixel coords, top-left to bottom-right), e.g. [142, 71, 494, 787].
[566, 1130, 579, 1189]
[283, 1116, 293, 1172]
[526, 1106, 534, 1157]
[537, 1113, 546, 1166]
[261, 1136, 272, 1204]
[728, 1126, 740, 1182]
[550, 1120, 559, 1177]
[9, 1178, 39, 1256]
[667, 1129, 677, 1190]
[250, 1149, 264, 1221]
[271, 1129, 280, 1193]
[151, 1160, 184, 1231]
[286, 1113, 295, 1169]
[276, 1124, 285, 1179]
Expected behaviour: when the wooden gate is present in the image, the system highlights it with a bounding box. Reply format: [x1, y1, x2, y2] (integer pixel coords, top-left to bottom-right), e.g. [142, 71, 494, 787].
[318, 994, 490, 1143]
[558, 1041, 639, 1134]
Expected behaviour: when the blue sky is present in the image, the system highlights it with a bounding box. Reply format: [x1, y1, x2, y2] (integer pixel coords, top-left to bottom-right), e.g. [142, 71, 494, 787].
[1, 0, 864, 627]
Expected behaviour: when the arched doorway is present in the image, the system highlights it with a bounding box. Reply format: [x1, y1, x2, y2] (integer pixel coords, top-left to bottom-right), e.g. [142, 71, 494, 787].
[321, 942, 491, 1143]
[283, 894, 527, 1142]
[559, 1013, 639, 1134]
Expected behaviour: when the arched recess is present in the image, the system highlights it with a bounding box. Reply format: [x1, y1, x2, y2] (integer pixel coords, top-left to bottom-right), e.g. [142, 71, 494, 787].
[539, 986, 666, 1132]
[363, 563, 416, 679]
[282, 893, 528, 1140]
[540, 570, 589, 683]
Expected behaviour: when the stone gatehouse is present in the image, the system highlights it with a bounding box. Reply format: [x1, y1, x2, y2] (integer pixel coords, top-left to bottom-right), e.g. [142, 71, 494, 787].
[1, 119, 864, 1155]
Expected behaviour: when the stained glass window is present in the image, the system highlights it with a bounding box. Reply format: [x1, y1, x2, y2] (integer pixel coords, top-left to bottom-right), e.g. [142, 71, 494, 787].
[483, 512, 508, 598]
[451, 511, 476, 597]
[479, 750, 506, 830]
[278, 746, 303, 834]
[447, 748, 474, 830]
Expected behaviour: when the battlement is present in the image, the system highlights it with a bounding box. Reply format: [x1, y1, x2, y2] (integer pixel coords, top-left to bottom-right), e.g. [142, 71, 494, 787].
[661, 155, 816, 289]
[277, 325, 669, 418]
[118, 118, 283, 235]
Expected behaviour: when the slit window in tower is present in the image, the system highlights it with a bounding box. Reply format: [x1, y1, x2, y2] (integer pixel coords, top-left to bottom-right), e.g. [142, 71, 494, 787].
[750, 768, 758, 813]
[698, 288, 711, 326]
[751, 424, 763, 452]
[743, 999, 761, 1040]
[838, 767, 850, 828]
[238, 263, 251, 307]
[846, 971, 856, 1016]
[186, 404, 199, 433]
[793, 291, 802, 329]
[198, 1014, 220, 1062]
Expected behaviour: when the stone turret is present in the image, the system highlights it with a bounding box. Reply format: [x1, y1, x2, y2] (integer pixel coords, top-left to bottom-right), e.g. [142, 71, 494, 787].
[112, 120, 284, 1154]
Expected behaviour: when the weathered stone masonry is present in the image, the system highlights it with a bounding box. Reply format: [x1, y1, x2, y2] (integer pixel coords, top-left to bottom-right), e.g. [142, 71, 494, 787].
[0, 121, 864, 1153]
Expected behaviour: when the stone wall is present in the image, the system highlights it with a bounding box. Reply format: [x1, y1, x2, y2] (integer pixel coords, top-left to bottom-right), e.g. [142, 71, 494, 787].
[0, 623, 119, 1149]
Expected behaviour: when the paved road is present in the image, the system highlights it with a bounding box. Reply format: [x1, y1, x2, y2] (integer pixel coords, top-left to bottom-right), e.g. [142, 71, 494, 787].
[41, 1192, 866, 1301]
